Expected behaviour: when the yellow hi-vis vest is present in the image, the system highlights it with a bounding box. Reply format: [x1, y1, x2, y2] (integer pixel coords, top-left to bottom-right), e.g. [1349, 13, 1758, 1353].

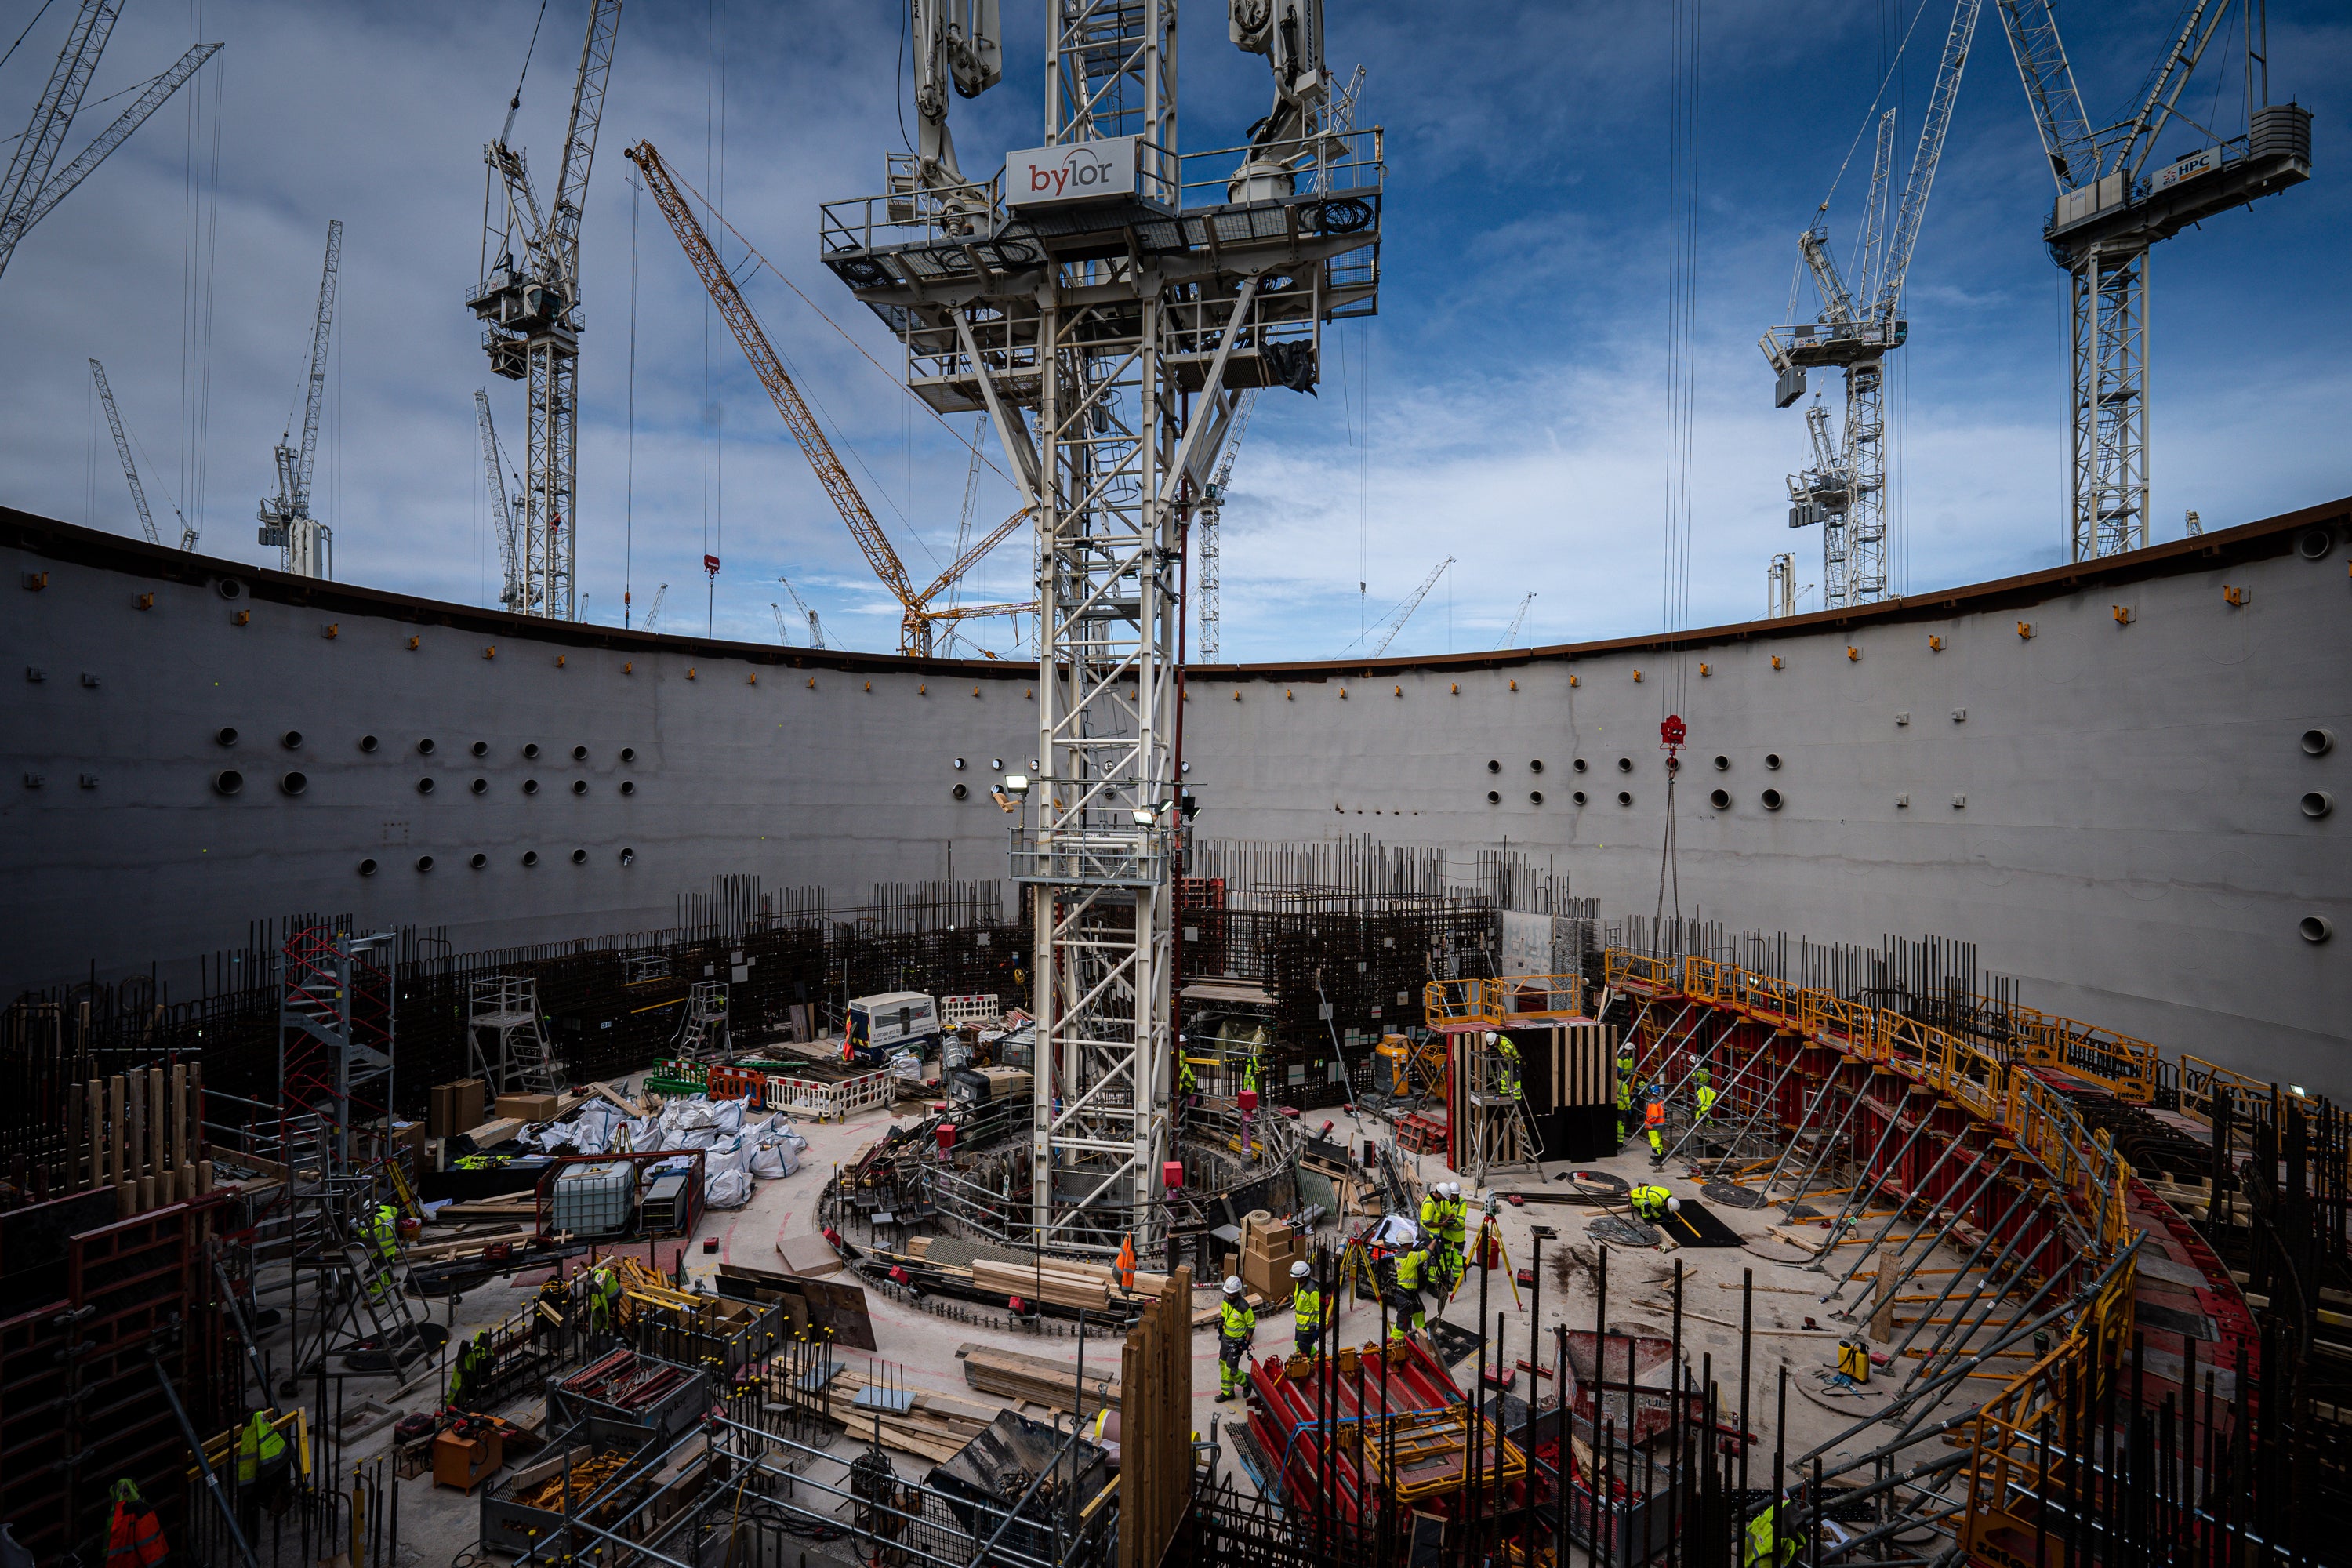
[1630, 1185, 1671, 1221]
[1218, 1297, 1256, 1343]
[234, 1411, 287, 1484]
[1294, 1284, 1324, 1336]
[1393, 1249, 1425, 1291]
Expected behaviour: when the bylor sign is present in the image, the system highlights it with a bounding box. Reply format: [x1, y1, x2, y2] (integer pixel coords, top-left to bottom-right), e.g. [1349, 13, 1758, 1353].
[1004, 136, 1140, 208]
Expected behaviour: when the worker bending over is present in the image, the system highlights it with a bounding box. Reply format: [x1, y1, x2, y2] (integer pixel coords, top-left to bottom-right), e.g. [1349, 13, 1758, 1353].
[1385, 1244, 1429, 1341]
[1217, 1276, 1258, 1400]
[1485, 1031, 1523, 1102]
[1289, 1260, 1323, 1356]
[1628, 1185, 1679, 1227]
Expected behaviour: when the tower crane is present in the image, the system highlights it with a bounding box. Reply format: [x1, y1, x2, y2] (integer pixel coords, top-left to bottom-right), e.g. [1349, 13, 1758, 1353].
[1495, 592, 1535, 650]
[1192, 389, 1258, 662]
[0, 5, 219, 284]
[1993, 0, 2310, 560]
[474, 389, 528, 611]
[779, 575, 826, 649]
[641, 583, 667, 632]
[256, 220, 342, 579]
[1761, 0, 1983, 611]
[89, 359, 191, 548]
[468, 0, 622, 621]
[626, 140, 1033, 656]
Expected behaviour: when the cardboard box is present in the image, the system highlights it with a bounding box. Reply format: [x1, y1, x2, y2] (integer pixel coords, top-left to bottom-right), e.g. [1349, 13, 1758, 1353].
[495, 1092, 559, 1124]
[430, 1079, 487, 1140]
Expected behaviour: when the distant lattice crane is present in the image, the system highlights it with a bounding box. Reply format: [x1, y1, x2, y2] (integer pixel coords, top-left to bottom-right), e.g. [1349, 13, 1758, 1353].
[1347, 555, 1454, 657]
[626, 139, 1033, 655]
[89, 358, 192, 548]
[474, 389, 529, 611]
[642, 582, 667, 632]
[256, 220, 342, 579]
[1495, 592, 1535, 650]
[779, 575, 825, 648]
[1994, 0, 2310, 559]
[0, 5, 219, 283]
[1193, 389, 1258, 662]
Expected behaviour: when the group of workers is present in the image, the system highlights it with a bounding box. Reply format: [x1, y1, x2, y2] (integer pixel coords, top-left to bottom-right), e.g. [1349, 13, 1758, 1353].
[1613, 1044, 1721, 1168]
[1214, 1181, 1479, 1398]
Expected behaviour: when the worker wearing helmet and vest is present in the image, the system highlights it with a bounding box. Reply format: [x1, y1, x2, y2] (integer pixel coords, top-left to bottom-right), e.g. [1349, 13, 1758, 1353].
[103, 1480, 168, 1568]
[1696, 1083, 1719, 1124]
[1289, 1260, 1324, 1356]
[358, 1201, 401, 1299]
[1486, 1031, 1522, 1103]
[587, 1260, 622, 1341]
[1216, 1276, 1257, 1399]
[1616, 1065, 1635, 1143]
[1645, 1089, 1668, 1166]
[1386, 1245, 1428, 1340]
[1628, 1185, 1676, 1224]
[1436, 1181, 1469, 1292]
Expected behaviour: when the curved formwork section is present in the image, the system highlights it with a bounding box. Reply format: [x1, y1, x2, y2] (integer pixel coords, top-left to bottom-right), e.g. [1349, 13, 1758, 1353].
[1607, 947, 2241, 1559]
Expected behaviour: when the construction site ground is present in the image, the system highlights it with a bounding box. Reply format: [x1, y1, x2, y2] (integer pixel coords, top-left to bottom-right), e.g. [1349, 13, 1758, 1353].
[267, 1077, 2000, 1565]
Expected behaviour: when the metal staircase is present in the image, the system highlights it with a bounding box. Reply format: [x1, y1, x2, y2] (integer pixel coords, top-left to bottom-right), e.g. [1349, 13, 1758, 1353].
[672, 981, 730, 1061]
[469, 975, 564, 1097]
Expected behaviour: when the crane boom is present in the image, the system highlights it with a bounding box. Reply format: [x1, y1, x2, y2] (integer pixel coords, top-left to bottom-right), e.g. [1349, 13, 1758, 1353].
[1875, 0, 1984, 320]
[475, 390, 526, 609]
[89, 359, 158, 545]
[642, 583, 667, 631]
[1993, 0, 2098, 191]
[290, 219, 343, 520]
[2, 43, 220, 278]
[546, 0, 622, 297]
[1367, 556, 1454, 656]
[628, 139, 1033, 655]
[1495, 592, 1535, 651]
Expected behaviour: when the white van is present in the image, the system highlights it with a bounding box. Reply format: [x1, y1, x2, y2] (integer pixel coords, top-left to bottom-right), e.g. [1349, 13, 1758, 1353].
[844, 991, 941, 1065]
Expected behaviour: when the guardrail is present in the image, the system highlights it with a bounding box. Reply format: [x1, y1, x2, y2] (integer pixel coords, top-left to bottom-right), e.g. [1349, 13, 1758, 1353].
[1602, 946, 2149, 1552]
[1421, 973, 1585, 1029]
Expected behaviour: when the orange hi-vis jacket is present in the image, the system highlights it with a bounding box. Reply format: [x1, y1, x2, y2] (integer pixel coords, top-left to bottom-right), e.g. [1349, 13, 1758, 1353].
[1645, 1101, 1666, 1129]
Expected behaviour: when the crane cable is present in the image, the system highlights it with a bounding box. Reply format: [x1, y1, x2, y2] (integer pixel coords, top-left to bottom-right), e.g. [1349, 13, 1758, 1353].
[1657, 0, 1703, 931]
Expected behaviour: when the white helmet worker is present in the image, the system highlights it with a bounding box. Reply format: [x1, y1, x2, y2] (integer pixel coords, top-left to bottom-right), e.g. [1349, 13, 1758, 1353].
[1443, 1181, 1461, 1200]
[1666, 1196, 1682, 1214]
[1483, 1031, 1499, 1047]
[1290, 1260, 1311, 1280]
[1223, 1276, 1244, 1296]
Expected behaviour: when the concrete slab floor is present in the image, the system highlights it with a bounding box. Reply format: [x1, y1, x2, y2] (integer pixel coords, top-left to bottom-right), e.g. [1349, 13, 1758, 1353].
[252, 1082, 1998, 1563]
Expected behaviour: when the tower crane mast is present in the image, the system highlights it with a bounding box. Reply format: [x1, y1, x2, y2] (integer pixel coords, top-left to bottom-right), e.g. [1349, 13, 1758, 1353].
[1992, 0, 2310, 561]
[468, 0, 622, 620]
[257, 219, 342, 579]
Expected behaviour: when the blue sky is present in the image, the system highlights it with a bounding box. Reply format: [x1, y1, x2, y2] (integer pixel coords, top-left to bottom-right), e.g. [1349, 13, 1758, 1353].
[1, 0, 2344, 659]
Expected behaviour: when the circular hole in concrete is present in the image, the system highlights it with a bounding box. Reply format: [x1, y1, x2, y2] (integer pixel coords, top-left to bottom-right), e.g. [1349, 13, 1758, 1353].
[213, 769, 243, 796]
[1761, 788, 1784, 811]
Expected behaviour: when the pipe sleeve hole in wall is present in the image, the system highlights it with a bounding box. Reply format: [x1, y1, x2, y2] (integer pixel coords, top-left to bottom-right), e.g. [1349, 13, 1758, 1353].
[470, 853, 488, 869]
[571, 848, 588, 864]
[1765, 753, 1782, 770]
[1572, 791, 1587, 805]
[416, 855, 434, 872]
[523, 743, 541, 760]
[279, 771, 307, 796]
[213, 770, 242, 796]
[620, 780, 635, 796]
[521, 851, 539, 867]
[2303, 791, 2335, 818]
[620, 746, 637, 762]
[1617, 757, 1632, 772]
[1712, 755, 1729, 771]
[572, 745, 589, 760]
[1530, 791, 1543, 804]
[471, 779, 488, 794]
[215, 727, 238, 747]
[1709, 789, 1730, 810]
[1617, 790, 1632, 805]
[418, 738, 437, 755]
[1486, 759, 1500, 773]
[359, 735, 379, 753]
[1761, 789, 1784, 811]
[357, 858, 377, 877]
[572, 779, 589, 795]
[417, 777, 436, 795]
[2304, 728, 2336, 757]
[471, 740, 489, 757]
[1573, 758, 1588, 773]
[281, 730, 303, 750]
[1486, 790, 1499, 804]
[523, 779, 539, 795]
[619, 848, 635, 865]
[2303, 916, 2333, 944]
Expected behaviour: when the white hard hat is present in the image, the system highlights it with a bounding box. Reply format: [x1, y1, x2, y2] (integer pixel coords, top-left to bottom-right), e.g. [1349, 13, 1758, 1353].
[1666, 1196, 1682, 1214]
[1483, 1031, 1499, 1047]
[1223, 1276, 1243, 1295]
[1290, 1260, 1310, 1280]
[1441, 1181, 1460, 1199]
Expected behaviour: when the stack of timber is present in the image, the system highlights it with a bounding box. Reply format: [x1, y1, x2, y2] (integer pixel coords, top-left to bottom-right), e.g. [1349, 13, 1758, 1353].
[808, 1367, 1007, 1465]
[959, 1342, 1123, 1416]
[1118, 1269, 1193, 1568]
[870, 1237, 1167, 1319]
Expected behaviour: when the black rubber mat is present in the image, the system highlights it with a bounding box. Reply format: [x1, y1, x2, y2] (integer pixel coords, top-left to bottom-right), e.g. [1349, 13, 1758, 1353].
[1657, 1199, 1744, 1248]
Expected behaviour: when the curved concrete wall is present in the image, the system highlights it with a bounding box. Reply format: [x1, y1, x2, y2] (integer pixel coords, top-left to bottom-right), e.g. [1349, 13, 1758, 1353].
[4, 498, 2347, 1092]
